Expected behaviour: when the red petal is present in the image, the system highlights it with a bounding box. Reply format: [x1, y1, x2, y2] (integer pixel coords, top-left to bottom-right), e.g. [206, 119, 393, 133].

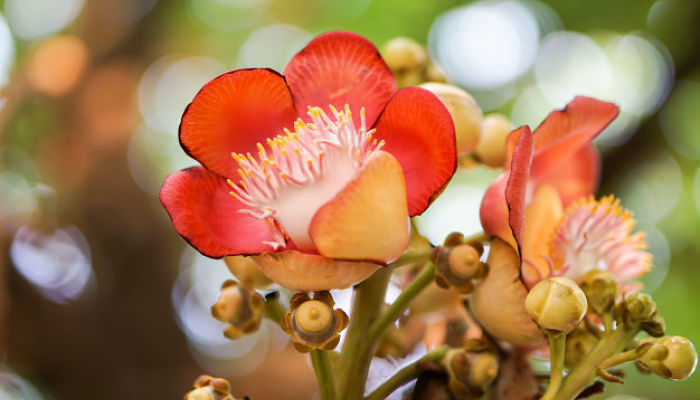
[179, 68, 298, 178]
[479, 126, 532, 249]
[373, 87, 457, 216]
[529, 96, 617, 183]
[505, 126, 534, 251]
[284, 31, 396, 127]
[160, 167, 274, 257]
[538, 144, 600, 207]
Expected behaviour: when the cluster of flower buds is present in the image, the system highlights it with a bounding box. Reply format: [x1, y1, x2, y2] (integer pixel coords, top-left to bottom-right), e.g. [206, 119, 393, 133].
[441, 339, 499, 398]
[183, 375, 241, 400]
[211, 280, 264, 339]
[280, 291, 349, 352]
[525, 276, 588, 334]
[381, 37, 445, 88]
[637, 336, 698, 380]
[432, 232, 486, 294]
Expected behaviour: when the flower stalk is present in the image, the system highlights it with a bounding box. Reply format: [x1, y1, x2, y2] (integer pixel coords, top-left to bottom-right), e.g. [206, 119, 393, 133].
[540, 332, 566, 400]
[311, 349, 337, 400]
[364, 347, 447, 400]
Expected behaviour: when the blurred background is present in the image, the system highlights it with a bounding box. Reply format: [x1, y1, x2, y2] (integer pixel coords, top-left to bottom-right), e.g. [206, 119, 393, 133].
[0, 0, 699, 399]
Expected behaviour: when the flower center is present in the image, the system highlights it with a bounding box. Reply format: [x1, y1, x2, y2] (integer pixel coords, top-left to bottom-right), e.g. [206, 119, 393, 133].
[550, 196, 652, 282]
[228, 105, 383, 251]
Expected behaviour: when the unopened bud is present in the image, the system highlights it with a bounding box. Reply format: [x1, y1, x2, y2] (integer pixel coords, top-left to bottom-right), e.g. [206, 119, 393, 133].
[525, 277, 588, 333]
[211, 280, 264, 340]
[624, 292, 657, 325]
[224, 256, 272, 289]
[381, 37, 428, 74]
[433, 233, 485, 293]
[419, 82, 483, 155]
[565, 325, 599, 368]
[638, 336, 698, 380]
[184, 375, 236, 400]
[281, 291, 349, 352]
[425, 62, 447, 83]
[641, 315, 666, 338]
[443, 349, 499, 397]
[579, 269, 617, 315]
[473, 114, 511, 167]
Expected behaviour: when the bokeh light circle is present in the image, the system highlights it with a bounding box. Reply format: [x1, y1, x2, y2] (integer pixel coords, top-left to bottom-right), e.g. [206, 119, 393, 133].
[237, 24, 311, 70]
[429, 0, 539, 90]
[660, 80, 700, 160]
[4, 0, 84, 40]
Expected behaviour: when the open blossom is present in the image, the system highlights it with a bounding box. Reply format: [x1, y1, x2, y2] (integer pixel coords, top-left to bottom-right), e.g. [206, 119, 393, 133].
[160, 31, 457, 291]
[471, 97, 626, 346]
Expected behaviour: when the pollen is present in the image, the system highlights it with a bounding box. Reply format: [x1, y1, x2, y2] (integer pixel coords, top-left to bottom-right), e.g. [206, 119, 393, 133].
[228, 105, 384, 250]
[550, 195, 652, 283]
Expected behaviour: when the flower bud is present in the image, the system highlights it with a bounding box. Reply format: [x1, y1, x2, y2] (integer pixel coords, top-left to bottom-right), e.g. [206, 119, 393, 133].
[381, 37, 428, 74]
[641, 315, 666, 338]
[638, 336, 698, 380]
[473, 114, 511, 168]
[184, 375, 237, 400]
[224, 256, 272, 289]
[281, 291, 349, 352]
[425, 62, 447, 83]
[443, 349, 499, 397]
[624, 292, 656, 325]
[578, 269, 617, 316]
[565, 325, 599, 368]
[211, 280, 264, 340]
[419, 82, 483, 155]
[525, 277, 588, 333]
[433, 233, 485, 293]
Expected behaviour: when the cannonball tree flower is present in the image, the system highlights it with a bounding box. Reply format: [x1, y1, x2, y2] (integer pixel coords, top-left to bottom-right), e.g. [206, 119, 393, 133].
[160, 31, 457, 291]
[471, 97, 626, 346]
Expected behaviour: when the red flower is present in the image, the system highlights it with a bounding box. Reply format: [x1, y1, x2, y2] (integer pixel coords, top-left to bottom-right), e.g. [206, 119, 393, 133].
[160, 31, 457, 291]
[471, 97, 618, 346]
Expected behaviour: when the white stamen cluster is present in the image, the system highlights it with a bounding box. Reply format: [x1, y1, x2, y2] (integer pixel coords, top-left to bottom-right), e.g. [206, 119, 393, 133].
[228, 105, 383, 250]
[550, 196, 652, 283]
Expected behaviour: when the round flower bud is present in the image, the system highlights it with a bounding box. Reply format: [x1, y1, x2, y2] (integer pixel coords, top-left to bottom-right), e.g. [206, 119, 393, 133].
[525, 277, 588, 333]
[281, 291, 349, 352]
[578, 269, 617, 316]
[638, 336, 698, 380]
[224, 255, 272, 289]
[419, 82, 483, 156]
[473, 114, 512, 168]
[624, 292, 657, 325]
[433, 233, 485, 294]
[425, 62, 447, 83]
[443, 349, 499, 397]
[565, 325, 599, 368]
[211, 280, 264, 340]
[381, 37, 428, 74]
[185, 375, 237, 400]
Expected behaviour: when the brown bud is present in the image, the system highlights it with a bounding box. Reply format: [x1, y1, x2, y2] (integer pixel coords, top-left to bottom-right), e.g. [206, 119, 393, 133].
[433, 233, 485, 294]
[184, 375, 237, 400]
[281, 291, 349, 352]
[211, 280, 264, 340]
[224, 256, 272, 289]
[473, 114, 511, 168]
[419, 82, 483, 156]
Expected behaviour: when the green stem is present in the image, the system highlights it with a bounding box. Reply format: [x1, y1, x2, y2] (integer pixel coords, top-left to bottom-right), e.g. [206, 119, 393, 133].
[263, 293, 287, 324]
[602, 313, 614, 334]
[364, 347, 447, 400]
[337, 268, 392, 400]
[541, 332, 566, 400]
[368, 262, 436, 345]
[599, 349, 638, 370]
[553, 327, 639, 400]
[311, 349, 336, 400]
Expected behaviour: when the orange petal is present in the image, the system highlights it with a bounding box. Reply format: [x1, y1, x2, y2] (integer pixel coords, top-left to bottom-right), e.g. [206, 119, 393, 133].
[251, 251, 380, 291]
[309, 150, 409, 263]
[521, 184, 563, 286]
[538, 144, 599, 207]
[469, 238, 543, 347]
